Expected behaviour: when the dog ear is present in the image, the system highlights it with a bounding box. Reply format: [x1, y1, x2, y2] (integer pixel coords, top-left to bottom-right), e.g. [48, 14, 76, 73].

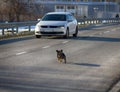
[61, 49, 63, 52]
[56, 50, 58, 52]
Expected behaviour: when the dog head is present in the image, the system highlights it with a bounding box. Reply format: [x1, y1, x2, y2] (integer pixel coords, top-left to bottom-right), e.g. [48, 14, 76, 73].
[56, 49, 63, 58]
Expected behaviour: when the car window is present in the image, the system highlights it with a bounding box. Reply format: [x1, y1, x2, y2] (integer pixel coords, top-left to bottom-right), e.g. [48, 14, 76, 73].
[42, 14, 66, 21]
[67, 14, 74, 21]
[71, 15, 76, 20]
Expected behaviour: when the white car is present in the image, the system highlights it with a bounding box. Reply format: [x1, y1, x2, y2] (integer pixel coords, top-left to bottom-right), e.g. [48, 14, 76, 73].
[35, 12, 78, 38]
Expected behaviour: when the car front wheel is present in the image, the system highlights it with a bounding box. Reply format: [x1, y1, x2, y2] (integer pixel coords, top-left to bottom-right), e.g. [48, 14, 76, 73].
[73, 26, 78, 37]
[36, 35, 41, 38]
[64, 28, 69, 38]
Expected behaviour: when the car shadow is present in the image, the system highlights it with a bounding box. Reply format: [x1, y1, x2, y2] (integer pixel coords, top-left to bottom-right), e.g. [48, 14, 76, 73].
[52, 36, 120, 42]
[71, 36, 120, 42]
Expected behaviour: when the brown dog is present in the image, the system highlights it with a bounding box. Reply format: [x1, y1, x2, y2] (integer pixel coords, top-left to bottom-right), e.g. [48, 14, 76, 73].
[56, 50, 66, 64]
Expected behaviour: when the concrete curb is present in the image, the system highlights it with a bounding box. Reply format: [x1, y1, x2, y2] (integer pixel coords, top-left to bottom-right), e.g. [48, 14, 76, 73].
[109, 81, 120, 92]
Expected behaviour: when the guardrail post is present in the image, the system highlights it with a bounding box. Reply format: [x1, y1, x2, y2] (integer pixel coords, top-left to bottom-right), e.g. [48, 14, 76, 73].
[94, 19, 96, 24]
[12, 28, 14, 35]
[28, 26, 31, 32]
[16, 27, 18, 33]
[90, 19, 92, 24]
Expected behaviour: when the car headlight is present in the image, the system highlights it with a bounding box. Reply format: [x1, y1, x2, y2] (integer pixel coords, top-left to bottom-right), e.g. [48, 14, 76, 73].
[58, 25, 65, 29]
[35, 25, 40, 32]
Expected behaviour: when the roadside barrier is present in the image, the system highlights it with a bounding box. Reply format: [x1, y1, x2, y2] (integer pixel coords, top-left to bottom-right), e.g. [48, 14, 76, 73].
[0, 18, 120, 36]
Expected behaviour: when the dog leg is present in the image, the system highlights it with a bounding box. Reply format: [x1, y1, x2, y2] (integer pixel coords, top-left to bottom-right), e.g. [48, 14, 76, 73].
[60, 59, 62, 63]
[58, 58, 61, 63]
[64, 60, 66, 64]
[64, 58, 66, 64]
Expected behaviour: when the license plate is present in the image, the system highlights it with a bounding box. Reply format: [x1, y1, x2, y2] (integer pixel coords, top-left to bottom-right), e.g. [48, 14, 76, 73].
[42, 29, 53, 32]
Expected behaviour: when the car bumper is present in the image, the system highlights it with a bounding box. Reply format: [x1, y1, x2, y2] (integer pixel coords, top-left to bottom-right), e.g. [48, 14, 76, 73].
[35, 28, 66, 36]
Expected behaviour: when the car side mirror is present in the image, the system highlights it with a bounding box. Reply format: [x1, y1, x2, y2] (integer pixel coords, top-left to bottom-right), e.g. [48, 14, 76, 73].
[67, 19, 73, 22]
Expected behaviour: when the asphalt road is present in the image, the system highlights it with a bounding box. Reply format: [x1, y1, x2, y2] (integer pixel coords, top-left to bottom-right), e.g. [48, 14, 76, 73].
[0, 24, 120, 92]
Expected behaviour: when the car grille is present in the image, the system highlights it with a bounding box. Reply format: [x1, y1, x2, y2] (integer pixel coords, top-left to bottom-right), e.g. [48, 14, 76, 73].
[41, 26, 59, 28]
[40, 32, 64, 34]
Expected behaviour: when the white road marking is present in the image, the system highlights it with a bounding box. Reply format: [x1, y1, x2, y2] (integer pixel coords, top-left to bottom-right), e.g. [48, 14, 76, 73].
[104, 31, 110, 33]
[62, 41, 69, 44]
[42, 45, 50, 49]
[16, 51, 27, 55]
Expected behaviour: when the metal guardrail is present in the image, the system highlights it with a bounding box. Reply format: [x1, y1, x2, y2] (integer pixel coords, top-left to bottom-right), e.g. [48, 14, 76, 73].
[0, 18, 120, 35]
[0, 21, 38, 35]
[77, 18, 120, 25]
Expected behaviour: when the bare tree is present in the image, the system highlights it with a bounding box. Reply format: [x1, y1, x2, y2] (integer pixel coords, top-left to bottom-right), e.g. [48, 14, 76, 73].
[0, 0, 27, 22]
[12, 0, 26, 21]
[0, 0, 9, 21]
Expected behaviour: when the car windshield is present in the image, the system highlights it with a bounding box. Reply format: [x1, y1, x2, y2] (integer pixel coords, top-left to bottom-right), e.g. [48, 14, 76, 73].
[42, 14, 66, 21]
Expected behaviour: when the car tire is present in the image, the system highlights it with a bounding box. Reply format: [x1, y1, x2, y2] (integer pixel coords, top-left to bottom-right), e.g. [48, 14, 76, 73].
[64, 28, 69, 38]
[36, 35, 41, 38]
[73, 26, 78, 37]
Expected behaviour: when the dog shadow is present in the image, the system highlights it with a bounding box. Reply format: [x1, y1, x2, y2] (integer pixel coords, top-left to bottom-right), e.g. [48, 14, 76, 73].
[67, 62, 101, 67]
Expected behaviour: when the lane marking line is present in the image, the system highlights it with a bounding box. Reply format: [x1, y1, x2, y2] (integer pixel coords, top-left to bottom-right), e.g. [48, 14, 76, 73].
[62, 41, 69, 44]
[104, 31, 110, 34]
[16, 51, 27, 55]
[42, 45, 50, 49]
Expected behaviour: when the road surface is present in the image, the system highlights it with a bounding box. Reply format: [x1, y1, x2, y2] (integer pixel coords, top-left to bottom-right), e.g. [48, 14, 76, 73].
[0, 24, 120, 92]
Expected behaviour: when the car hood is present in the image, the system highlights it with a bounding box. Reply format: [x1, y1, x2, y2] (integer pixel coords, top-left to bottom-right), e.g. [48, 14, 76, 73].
[36, 21, 67, 26]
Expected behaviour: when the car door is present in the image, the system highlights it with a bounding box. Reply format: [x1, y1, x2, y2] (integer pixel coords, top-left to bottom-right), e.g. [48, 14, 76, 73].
[70, 15, 77, 32]
[67, 15, 74, 34]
